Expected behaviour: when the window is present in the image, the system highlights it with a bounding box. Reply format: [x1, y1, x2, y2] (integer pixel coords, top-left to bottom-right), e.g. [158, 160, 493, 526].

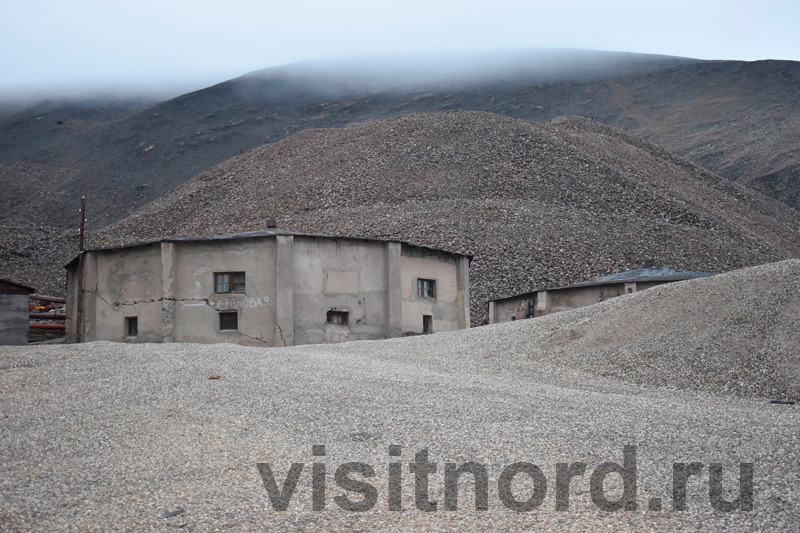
[215, 272, 245, 293]
[327, 310, 349, 326]
[219, 311, 238, 331]
[125, 316, 138, 337]
[423, 315, 433, 334]
[417, 278, 436, 299]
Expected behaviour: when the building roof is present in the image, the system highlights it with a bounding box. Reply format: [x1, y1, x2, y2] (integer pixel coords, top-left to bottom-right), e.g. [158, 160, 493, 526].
[569, 267, 714, 287]
[0, 278, 36, 294]
[491, 267, 714, 302]
[65, 228, 472, 268]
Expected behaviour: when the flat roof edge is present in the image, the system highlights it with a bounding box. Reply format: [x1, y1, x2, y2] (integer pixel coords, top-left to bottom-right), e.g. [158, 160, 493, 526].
[65, 230, 472, 268]
[0, 278, 36, 293]
[490, 273, 715, 302]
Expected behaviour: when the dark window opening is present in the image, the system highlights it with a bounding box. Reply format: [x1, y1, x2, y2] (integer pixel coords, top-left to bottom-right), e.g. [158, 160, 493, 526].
[219, 311, 238, 331]
[423, 315, 433, 334]
[327, 310, 349, 326]
[215, 272, 245, 293]
[125, 316, 138, 337]
[417, 278, 436, 299]
[525, 298, 537, 319]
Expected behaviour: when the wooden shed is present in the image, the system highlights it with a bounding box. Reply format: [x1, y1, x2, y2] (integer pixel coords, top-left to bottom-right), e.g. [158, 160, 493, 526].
[0, 278, 36, 345]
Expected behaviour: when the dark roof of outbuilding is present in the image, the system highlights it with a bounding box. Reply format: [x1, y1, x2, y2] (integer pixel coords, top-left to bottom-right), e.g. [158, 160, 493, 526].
[570, 267, 714, 287]
[0, 278, 36, 294]
[491, 267, 714, 302]
[65, 229, 472, 268]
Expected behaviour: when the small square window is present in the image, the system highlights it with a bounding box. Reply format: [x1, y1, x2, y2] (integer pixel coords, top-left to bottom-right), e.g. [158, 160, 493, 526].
[417, 278, 436, 299]
[326, 310, 349, 326]
[215, 272, 245, 293]
[125, 316, 138, 337]
[219, 311, 238, 331]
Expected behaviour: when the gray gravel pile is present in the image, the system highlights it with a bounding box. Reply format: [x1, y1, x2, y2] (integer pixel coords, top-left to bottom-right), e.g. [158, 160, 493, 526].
[1, 260, 798, 530]
[332, 258, 799, 402]
[92, 111, 799, 325]
[0, 224, 77, 295]
[2, 111, 799, 322]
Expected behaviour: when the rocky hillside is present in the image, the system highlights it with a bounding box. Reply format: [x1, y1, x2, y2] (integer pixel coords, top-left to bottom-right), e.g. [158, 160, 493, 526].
[1, 51, 799, 229]
[73, 111, 796, 325]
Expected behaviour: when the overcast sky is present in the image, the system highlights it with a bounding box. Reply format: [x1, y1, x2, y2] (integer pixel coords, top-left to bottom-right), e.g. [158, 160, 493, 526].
[1, 0, 798, 98]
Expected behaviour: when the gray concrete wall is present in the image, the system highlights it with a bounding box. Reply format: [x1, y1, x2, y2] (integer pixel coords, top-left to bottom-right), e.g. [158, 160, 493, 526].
[275, 235, 295, 346]
[66, 236, 470, 346]
[291, 237, 389, 345]
[489, 280, 680, 323]
[399, 245, 463, 335]
[171, 238, 278, 346]
[542, 281, 671, 315]
[65, 265, 78, 343]
[489, 294, 536, 324]
[87, 244, 164, 342]
[456, 255, 471, 330]
[0, 293, 29, 345]
[544, 284, 626, 315]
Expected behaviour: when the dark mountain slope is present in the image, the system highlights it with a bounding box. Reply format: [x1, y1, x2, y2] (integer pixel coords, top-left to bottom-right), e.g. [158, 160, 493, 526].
[0, 97, 157, 160]
[0, 96, 159, 214]
[85, 111, 799, 325]
[3, 50, 798, 227]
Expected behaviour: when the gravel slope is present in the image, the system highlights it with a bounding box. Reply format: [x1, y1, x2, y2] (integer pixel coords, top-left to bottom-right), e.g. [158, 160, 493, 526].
[3, 112, 798, 315]
[96, 111, 800, 325]
[1, 260, 797, 530]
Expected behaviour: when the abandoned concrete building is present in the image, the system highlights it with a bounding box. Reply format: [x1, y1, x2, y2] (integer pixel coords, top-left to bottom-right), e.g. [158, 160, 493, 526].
[65, 229, 471, 346]
[488, 267, 713, 324]
[0, 279, 35, 345]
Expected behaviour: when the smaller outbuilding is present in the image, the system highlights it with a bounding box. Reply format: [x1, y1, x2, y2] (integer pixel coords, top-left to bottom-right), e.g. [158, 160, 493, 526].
[0, 278, 35, 345]
[488, 267, 714, 324]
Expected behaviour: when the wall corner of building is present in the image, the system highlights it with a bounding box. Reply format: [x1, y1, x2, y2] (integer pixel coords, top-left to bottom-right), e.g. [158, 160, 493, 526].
[535, 290, 549, 317]
[82, 252, 98, 341]
[160, 242, 176, 343]
[385, 242, 403, 338]
[275, 235, 295, 346]
[457, 255, 470, 329]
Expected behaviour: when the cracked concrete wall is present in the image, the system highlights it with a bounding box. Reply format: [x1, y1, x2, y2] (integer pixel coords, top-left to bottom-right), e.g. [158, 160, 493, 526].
[171, 238, 278, 346]
[274, 235, 294, 347]
[65, 235, 470, 346]
[291, 237, 389, 346]
[80, 244, 164, 342]
[161, 242, 176, 342]
[67, 239, 278, 346]
[399, 246, 465, 335]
